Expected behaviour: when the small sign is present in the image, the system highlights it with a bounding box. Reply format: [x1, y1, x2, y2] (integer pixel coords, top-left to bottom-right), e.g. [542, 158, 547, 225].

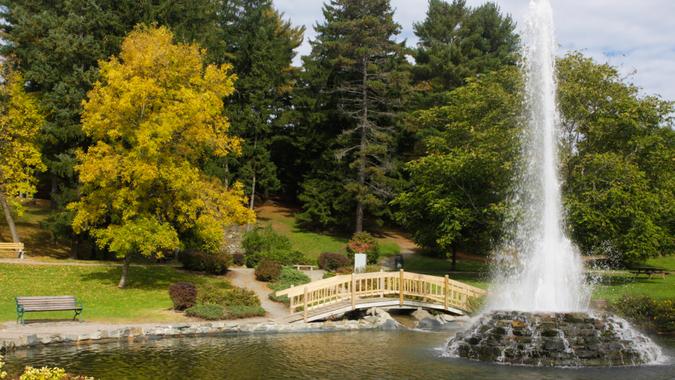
[354, 253, 367, 273]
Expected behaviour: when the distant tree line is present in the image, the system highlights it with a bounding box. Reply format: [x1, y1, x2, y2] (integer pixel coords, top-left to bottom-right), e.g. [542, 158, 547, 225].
[0, 0, 672, 267]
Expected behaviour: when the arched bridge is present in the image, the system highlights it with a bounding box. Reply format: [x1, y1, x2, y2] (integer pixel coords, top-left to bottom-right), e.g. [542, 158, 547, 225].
[275, 269, 487, 323]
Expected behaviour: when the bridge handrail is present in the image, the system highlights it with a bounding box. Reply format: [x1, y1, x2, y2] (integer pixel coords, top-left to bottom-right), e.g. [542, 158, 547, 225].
[275, 269, 486, 319]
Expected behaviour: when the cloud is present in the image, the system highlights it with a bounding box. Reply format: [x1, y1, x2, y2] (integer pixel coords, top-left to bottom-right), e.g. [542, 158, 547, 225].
[276, 0, 675, 100]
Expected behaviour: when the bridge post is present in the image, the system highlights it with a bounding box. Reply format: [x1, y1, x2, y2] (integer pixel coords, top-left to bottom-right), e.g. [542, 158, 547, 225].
[399, 269, 404, 306]
[379, 269, 384, 298]
[351, 273, 356, 310]
[303, 286, 308, 322]
[444, 275, 449, 310]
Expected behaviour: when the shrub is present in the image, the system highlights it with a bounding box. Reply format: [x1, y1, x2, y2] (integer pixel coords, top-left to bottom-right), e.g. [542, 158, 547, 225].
[318, 252, 351, 271]
[610, 295, 674, 334]
[179, 249, 232, 275]
[225, 304, 265, 319]
[346, 232, 380, 264]
[255, 259, 282, 282]
[222, 287, 261, 307]
[17, 366, 92, 380]
[196, 283, 232, 305]
[168, 282, 197, 310]
[185, 304, 226, 320]
[269, 267, 311, 304]
[242, 226, 307, 267]
[232, 253, 245, 266]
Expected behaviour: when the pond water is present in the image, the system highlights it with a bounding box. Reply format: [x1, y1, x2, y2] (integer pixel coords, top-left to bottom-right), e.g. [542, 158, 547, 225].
[5, 329, 674, 379]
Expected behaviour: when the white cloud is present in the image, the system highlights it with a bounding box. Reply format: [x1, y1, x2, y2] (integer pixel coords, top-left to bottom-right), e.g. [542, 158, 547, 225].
[276, 0, 675, 100]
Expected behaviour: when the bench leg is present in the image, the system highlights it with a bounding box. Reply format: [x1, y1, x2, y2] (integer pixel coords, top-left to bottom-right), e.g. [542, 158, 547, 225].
[17, 311, 24, 325]
[73, 309, 82, 321]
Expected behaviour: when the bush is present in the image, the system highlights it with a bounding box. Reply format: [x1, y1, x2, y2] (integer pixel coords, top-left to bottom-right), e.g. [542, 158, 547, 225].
[269, 267, 312, 304]
[255, 259, 282, 282]
[318, 252, 350, 271]
[222, 287, 261, 307]
[185, 304, 226, 320]
[179, 249, 232, 275]
[168, 282, 197, 310]
[242, 226, 307, 267]
[610, 295, 674, 334]
[346, 232, 380, 264]
[196, 283, 232, 305]
[18, 365, 92, 380]
[225, 304, 265, 319]
[232, 253, 245, 266]
[197, 283, 260, 307]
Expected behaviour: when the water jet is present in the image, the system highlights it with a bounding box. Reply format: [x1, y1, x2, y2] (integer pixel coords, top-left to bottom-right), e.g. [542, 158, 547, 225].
[447, 0, 662, 366]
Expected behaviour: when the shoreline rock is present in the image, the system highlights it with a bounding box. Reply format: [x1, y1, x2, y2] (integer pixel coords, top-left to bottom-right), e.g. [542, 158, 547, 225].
[0, 313, 398, 353]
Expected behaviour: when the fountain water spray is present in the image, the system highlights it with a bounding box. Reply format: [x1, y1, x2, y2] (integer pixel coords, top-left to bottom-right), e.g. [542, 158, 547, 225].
[448, 0, 663, 366]
[487, 0, 588, 313]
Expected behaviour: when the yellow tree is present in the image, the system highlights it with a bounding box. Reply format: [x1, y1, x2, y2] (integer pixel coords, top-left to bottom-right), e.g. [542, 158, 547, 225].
[71, 26, 255, 287]
[0, 70, 46, 256]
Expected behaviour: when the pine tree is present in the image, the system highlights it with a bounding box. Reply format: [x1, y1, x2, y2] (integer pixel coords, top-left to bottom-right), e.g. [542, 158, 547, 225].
[207, 0, 304, 209]
[412, 0, 518, 108]
[296, 0, 410, 232]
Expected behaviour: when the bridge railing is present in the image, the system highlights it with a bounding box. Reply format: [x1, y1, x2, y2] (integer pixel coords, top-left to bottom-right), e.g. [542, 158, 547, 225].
[275, 269, 486, 318]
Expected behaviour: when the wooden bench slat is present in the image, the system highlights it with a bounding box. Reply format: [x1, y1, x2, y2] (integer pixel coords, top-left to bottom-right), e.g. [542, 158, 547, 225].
[16, 295, 83, 323]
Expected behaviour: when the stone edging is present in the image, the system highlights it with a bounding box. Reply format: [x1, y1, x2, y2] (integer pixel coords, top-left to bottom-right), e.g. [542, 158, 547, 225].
[0, 313, 399, 353]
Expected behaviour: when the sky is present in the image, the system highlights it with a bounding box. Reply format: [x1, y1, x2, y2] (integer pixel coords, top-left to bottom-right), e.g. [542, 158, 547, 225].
[275, 0, 675, 101]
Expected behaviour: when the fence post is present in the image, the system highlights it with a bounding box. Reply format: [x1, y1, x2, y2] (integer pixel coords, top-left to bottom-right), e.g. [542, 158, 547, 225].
[399, 269, 404, 306]
[444, 275, 449, 310]
[303, 286, 308, 322]
[351, 273, 356, 310]
[379, 269, 384, 298]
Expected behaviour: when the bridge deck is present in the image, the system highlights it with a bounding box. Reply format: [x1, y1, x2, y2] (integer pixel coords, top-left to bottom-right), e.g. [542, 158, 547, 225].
[282, 297, 465, 323]
[276, 270, 486, 323]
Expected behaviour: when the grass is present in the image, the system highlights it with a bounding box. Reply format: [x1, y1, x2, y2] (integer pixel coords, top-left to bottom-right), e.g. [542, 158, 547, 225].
[0, 263, 227, 323]
[592, 255, 675, 301]
[255, 204, 402, 261]
[0, 203, 71, 259]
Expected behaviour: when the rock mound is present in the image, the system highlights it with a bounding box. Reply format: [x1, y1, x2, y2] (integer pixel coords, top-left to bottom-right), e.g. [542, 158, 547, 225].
[448, 311, 662, 367]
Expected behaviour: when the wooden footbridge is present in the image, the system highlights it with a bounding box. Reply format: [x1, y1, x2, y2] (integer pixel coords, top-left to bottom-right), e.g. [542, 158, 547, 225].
[275, 269, 486, 323]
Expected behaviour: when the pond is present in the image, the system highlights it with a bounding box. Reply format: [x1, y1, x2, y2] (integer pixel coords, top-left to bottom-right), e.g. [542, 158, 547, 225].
[4, 329, 674, 379]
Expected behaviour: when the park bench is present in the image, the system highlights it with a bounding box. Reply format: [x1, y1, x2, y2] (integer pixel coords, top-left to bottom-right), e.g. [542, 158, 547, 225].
[0, 242, 24, 258]
[293, 264, 318, 272]
[630, 267, 670, 279]
[16, 296, 83, 324]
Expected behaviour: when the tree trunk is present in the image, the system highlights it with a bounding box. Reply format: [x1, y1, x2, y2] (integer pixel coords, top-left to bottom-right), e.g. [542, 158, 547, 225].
[451, 244, 457, 272]
[355, 57, 368, 234]
[118, 254, 131, 288]
[249, 173, 256, 210]
[0, 192, 20, 245]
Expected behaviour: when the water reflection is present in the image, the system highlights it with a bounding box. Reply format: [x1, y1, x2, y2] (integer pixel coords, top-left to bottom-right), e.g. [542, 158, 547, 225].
[5, 330, 674, 380]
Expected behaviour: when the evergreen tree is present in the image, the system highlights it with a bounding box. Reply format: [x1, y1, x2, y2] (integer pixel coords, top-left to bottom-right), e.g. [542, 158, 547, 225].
[296, 0, 410, 232]
[412, 0, 518, 108]
[207, 0, 304, 209]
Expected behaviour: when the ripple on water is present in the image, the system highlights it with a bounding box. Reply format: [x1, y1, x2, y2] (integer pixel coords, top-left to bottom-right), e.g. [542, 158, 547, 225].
[4, 331, 674, 380]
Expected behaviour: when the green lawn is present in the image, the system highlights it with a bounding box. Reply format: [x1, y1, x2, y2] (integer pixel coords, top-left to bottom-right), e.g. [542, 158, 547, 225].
[256, 205, 401, 261]
[0, 264, 225, 323]
[592, 255, 675, 301]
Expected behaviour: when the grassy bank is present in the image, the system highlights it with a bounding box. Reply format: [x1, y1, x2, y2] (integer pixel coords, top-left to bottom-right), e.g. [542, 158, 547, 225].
[256, 204, 402, 261]
[0, 263, 225, 323]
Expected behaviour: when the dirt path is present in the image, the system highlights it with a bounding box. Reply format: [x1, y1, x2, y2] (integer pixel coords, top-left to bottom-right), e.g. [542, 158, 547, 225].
[226, 267, 290, 321]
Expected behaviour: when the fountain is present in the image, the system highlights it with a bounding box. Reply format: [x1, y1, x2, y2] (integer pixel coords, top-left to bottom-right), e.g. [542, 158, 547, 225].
[447, 0, 662, 366]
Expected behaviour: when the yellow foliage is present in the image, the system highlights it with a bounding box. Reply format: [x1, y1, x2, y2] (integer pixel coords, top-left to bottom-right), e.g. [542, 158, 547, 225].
[0, 69, 46, 213]
[71, 25, 254, 258]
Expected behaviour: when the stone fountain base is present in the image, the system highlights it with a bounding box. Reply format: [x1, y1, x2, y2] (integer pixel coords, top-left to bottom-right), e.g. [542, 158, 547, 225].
[448, 311, 661, 367]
